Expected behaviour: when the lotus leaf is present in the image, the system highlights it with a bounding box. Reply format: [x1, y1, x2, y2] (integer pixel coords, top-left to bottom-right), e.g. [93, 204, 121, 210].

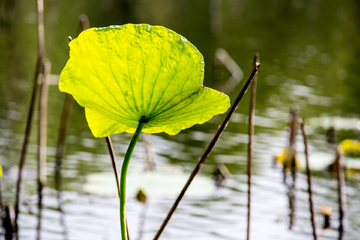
[59, 24, 230, 137]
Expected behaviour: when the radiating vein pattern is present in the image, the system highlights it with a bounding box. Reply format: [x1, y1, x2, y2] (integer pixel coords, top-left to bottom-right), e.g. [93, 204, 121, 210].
[59, 24, 230, 137]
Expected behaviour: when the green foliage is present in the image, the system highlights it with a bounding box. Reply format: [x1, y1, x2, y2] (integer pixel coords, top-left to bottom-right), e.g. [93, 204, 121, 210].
[59, 24, 230, 137]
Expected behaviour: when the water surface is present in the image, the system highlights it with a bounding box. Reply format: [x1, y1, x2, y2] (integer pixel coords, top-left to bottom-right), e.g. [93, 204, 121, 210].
[1, 0, 360, 239]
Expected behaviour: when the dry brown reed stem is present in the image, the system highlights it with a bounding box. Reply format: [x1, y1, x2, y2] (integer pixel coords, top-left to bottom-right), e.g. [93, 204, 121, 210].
[137, 202, 148, 240]
[14, 0, 45, 227]
[54, 14, 89, 191]
[153, 62, 261, 240]
[105, 136, 131, 240]
[298, 119, 317, 240]
[246, 53, 259, 240]
[288, 186, 296, 230]
[4, 203, 16, 240]
[38, 60, 50, 201]
[143, 133, 154, 171]
[77, 14, 90, 34]
[106, 136, 121, 199]
[283, 106, 299, 183]
[54, 93, 73, 191]
[0, 180, 2, 213]
[0, 0, 16, 27]
[284, 107, 298, 231]
[336, 146, 346, 240]
[36, 60, 50, 240]
[215, 48, 244, 92]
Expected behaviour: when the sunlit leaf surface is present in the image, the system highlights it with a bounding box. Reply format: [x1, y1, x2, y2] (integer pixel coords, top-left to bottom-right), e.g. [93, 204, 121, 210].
[60, 24, 230, 137]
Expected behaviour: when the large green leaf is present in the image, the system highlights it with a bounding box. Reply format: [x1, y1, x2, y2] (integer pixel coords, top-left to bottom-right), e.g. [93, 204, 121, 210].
[59, 24, 230, 137]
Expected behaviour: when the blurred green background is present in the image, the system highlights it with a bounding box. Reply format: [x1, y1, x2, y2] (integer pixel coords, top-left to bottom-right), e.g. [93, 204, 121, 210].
[1, 0, 360, 239]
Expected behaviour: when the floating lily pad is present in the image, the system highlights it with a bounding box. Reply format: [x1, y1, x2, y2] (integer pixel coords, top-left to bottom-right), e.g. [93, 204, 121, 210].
[83, 169, 215, 197]
[296, 152, 334, 171]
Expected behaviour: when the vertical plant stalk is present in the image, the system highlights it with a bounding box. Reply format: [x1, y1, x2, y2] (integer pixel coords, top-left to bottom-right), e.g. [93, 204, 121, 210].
[137, 203, 148, 240]
[153, 62, 261, 240]
[54, 14, 89, 193]
[143, 133, 154, 171]
[106, 136, 122, 200]
[105, 136, 131, 240]
[214, 48, 244, 92]
[4, 203, 16, 240]
[246, 53, 259, 240]
[299, 119, 317, 240]
[36, 60, 50, 240]
[283, 107, 298, 183]
[1, 0, 17, 27]
[38, 61, 50, 201]
[336, 146, 346, 240]
[76, 14, 90, 35]
[118, 121, 145, 240]
[284, 107, 298, 230]
[14, 0, 45, 228]
[287, 185, 296, 230]
[0, 180, 2, 214]
[54, 93, 73, 192]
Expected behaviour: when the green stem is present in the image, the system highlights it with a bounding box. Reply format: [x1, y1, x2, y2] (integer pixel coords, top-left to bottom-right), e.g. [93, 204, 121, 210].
[120, 121, 145, 240]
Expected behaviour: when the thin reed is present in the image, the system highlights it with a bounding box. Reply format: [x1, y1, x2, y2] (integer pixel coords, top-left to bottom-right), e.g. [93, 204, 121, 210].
[299, 119, 317, 240]
[14, 0, 45, 233]
[246, 53, 259, 240]
[54, 14, 90, 192]
[336, 146, 346, 240]
[153, 60, 260, 240]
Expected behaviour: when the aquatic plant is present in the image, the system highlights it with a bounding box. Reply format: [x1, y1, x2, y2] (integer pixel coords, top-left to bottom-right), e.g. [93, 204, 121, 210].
[59, 24, 230, 240]
[339, 139, 360, 157]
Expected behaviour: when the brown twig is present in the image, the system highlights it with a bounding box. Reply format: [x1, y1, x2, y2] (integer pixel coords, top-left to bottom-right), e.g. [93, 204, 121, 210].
[283, 106, 299, 183]
[283, 107, 298, 230]
[106, 136, 122, 198]
[77, 14, 90, 34]
[214, 48, 244, 92]
[0, 180, 2, 214]
[36, 60, 50, 240]
[143, 133, 154, 171]
[137, 201, 148, 240]
[335, 146, 346, 240]
[0, 0, 16, 28]
[54, 14, 89, 192]
[299, 119, 317, 240]
[3, 203, 16, 240]
[153, 62, 261, 240]
[246, 53, 259, 240]
[54, 93, 73, 191]
[38, 60, 50, 201]
[14, 0, 45, 229]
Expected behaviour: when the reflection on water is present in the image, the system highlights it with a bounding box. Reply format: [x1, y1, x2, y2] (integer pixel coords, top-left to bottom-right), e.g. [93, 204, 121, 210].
[1, 0, 360, 239]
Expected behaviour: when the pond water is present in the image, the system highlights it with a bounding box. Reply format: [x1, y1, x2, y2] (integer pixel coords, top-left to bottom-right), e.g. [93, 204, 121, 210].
[1, 0, 360, 239]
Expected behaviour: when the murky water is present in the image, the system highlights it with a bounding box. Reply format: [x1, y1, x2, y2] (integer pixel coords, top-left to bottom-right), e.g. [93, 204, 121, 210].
[1, 0, 360, 239]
